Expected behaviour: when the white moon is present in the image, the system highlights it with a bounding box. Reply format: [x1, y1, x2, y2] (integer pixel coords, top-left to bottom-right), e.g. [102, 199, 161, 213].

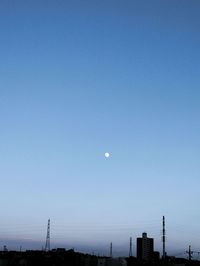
[105, 152, 110, 158]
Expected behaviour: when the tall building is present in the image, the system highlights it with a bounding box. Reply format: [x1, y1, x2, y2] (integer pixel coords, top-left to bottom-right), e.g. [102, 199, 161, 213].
[137, 232, 154, 261]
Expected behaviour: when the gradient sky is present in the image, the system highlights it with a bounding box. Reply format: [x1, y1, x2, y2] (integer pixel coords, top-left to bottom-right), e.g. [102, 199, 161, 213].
[0, 0, 200, 257]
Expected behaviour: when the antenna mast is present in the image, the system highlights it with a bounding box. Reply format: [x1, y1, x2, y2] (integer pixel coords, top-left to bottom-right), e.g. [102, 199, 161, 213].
[162, 216, 166, 259]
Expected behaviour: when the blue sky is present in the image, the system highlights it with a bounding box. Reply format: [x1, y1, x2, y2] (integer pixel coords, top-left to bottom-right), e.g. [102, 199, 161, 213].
[0, 0, 200, 256]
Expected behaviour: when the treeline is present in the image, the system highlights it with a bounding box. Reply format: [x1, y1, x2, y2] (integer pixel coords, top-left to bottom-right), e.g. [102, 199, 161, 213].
[0, 249, 200, 266]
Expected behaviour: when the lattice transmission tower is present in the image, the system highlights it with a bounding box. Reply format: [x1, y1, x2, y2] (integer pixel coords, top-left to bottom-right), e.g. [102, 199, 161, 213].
[45, 219, 50, 252]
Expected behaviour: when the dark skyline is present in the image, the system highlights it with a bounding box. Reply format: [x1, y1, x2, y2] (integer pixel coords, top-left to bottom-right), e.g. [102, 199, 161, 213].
[0, 218, 197, 259]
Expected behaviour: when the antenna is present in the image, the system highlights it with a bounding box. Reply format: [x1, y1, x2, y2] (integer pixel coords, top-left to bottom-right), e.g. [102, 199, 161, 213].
[129, 237, 133, 257]
[162, 216, 166, 259]
[45, 219, 50, 252]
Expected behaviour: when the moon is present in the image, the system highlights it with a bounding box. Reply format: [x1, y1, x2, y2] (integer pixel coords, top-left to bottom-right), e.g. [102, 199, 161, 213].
[104, 152, 110, 158]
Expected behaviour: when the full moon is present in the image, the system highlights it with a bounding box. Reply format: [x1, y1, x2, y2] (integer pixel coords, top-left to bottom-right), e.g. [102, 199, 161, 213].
[105, 152, 110, 158]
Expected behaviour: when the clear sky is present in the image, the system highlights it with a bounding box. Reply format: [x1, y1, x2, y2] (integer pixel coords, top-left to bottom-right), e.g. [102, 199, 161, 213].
[0, 0, 200, 257]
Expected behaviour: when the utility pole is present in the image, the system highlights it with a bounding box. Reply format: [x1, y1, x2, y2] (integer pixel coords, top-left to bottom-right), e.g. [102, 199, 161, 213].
[162, 216, 166, 259]
[129, 237, 133, 257]
[45, 219, 50, 252]
[186, 246, 193, 261]
[110, 242, 112, 258]
[186, 246, 200, 260]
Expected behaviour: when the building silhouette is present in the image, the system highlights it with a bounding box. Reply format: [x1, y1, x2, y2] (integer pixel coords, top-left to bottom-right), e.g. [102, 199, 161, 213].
[137, 232, 154, 261]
